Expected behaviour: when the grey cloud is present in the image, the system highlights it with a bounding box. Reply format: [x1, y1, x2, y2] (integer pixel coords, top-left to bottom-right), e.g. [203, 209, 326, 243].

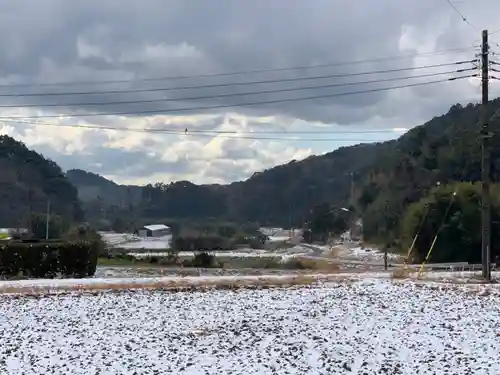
[34, 142, 195, 180]
[0, 0, 489, 125]
[0, 0, 497, 184]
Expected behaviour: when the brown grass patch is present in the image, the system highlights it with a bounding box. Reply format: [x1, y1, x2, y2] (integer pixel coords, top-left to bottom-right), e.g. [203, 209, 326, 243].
[326, 246, 344, 258]
[284, 257, 341, 272]
[0, 274, 354, 297]
[391, 267, 418, 279]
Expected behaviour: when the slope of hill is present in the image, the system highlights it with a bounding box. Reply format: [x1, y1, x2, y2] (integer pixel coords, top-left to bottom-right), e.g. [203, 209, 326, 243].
[68, 98, 500, 242]
[66, 169, 142, 207]
[358, 100, 500, 241]
[0, 135, 82, 227]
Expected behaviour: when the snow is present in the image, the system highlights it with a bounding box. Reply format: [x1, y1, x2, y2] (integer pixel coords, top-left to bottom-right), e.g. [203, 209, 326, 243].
[1, 279, 500, 374]
[304, 242, 403, 263]
[100, 231, 172, 250]
[0, 271, 499, 295]
[346, 246, 402, 261]
[99, 231, 139, 246]
[143, 224, 170, 231]
[120, 236, 172, 250]
[128, 250, 309, 260]
[266, 235, 291, 242]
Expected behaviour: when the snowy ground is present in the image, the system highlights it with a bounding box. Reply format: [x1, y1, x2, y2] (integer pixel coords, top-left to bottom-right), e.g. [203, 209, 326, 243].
[0, 270, 498, 295]
[316, 242, 403, 262]
[120, 235, 172, 250]
[128, 249, 310, 261]
[1, 279, 499, 374]
[94, 266, 313, 278]
[344, 245, 402, 262]
[100, 231, 172, 250]
[101, 229, 299, 251]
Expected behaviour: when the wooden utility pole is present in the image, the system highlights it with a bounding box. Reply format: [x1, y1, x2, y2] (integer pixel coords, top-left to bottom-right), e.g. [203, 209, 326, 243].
[45, 198, 51, 240]
[481, 29, 492, 281]
[27, 188, 32, 236]
[384, 200, 388, 271]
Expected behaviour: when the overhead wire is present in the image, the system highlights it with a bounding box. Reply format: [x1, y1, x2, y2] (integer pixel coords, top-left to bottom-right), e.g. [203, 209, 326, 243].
[445, 0, 500, 49]
[0, 74, 477, 120]
[0, 47, 479, 89]
[0, 118, 404, 142]
[445, 0, 479, 31]
[0, 68, 477, 109]
[0, 61, 476, 98]
[0, 117, 407, 135]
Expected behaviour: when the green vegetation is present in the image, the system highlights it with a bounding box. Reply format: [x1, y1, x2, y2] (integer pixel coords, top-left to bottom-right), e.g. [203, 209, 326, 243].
[99, 252, 338, 271]
[0, 135, 82, 228]
[303, 202, 349, 242]
[0, 241, 99, 279]
[401, 182, 500, 263]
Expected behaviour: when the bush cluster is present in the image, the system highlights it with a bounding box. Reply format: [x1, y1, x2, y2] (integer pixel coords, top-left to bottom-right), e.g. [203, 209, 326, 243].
[172, 233, 232, 251]
[0, 241, 99, 279]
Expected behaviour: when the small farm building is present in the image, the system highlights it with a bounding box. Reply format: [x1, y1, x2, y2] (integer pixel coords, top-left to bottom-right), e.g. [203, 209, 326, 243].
[136, 224, 171, 238]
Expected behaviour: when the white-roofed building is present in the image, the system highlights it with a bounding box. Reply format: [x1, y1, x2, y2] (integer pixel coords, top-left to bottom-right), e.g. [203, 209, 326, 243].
[136, 224, 171, 238]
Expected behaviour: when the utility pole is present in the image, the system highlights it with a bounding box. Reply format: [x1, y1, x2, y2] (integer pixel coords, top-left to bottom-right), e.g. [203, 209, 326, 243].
[384, 200, 388, 271]
[349, 172, 354, 209]
[45, 198, 51, 240]
[481, 29, 492, 281]
[27, 188, 32, 237]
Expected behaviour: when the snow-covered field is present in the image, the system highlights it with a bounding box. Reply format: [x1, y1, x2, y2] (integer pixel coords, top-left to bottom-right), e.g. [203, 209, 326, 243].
[100, 231, 172, 250]
[128, 250, 309, 260]
[120, 235, 172, 250]
[345, 245, 402, 262]
[305, 242, 403, 263]
[1, 279, 499, 374]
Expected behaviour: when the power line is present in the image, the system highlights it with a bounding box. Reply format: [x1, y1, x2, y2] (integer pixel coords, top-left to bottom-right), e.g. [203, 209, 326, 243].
[0, 119, 401, 142]
[489, 28, 500, 36]
[1, 118, 407, 135]
[0, 48, 479, 89]
[0, 61, 476, 98]
[445, 0, 479, 31]
[0, 74, 475, 120]
[444, 0, 500, 50]
[0, 69, 476, 109]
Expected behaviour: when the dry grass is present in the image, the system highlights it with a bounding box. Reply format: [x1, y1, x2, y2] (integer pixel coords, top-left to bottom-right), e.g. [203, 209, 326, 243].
[0, 273, 365, 297]
[292, 258, 341, 272]
[325, 246, 344, 258]
[391, 267, 419, 279]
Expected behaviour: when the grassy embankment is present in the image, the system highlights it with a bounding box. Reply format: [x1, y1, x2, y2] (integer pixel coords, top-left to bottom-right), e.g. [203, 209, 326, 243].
[98, 253, 340, 271]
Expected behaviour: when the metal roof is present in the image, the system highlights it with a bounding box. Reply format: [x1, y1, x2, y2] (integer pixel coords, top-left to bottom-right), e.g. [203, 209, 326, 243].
[143, 224, 170, 232]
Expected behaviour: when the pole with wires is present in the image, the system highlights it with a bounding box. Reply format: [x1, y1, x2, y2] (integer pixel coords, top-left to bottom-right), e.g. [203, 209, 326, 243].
[481, 29, 492, 281]
[418, 192, 457, 278]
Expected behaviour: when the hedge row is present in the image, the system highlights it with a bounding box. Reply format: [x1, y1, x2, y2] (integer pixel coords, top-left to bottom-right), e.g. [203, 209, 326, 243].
[172, 234, 232, 251]
[0, 241, 99, 279]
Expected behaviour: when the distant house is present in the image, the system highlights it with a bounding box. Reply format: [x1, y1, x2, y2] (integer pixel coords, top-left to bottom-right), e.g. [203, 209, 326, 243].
[136, 224, 171, 238]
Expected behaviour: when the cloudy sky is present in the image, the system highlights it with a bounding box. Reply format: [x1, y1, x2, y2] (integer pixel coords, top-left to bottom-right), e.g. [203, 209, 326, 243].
[0, 0, 499, 185]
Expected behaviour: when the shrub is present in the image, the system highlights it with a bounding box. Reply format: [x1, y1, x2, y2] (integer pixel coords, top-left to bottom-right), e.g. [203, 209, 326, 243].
[179, 252, 216, 268]
[192, 252, 216, 268]
[0, 241, 99, 279]
[172, 233, 231, 251]
[401, 182, 500, 263]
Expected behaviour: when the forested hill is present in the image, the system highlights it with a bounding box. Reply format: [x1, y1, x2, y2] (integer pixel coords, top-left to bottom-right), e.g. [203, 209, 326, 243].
[359, 99, 500, 241]
[0, 135, 82, 227]
[68, 141, 394, 228]
[69, 98, 500, 241]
